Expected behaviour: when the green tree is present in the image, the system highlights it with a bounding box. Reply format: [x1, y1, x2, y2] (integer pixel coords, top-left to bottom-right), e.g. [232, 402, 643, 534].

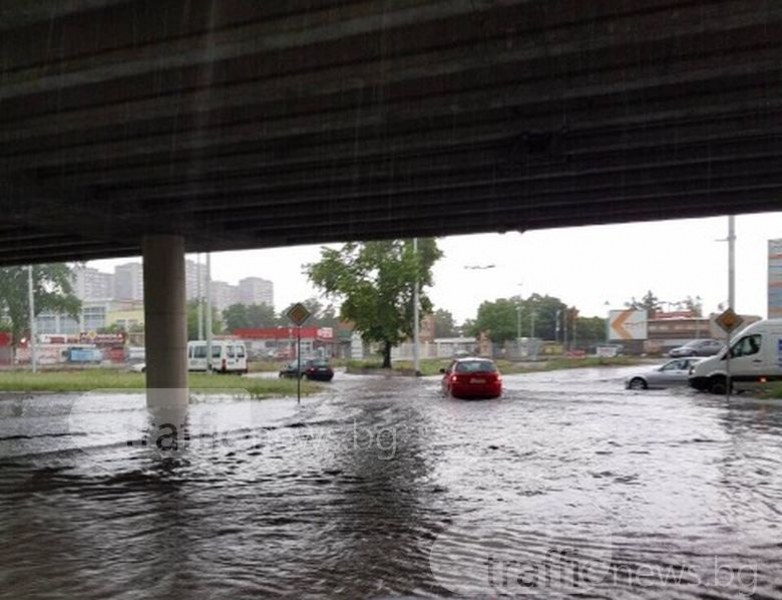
[246, 303, 278, 328]
[222, 303, 250, 330]
[683, 295, 703, 317]
[433, 308, 458, 338]
[279, 297, 322, 327]
[522, 293, 568, 341]
[460, 319, 476, 338]
[317, 303, 340, 329]
[306, 239, 442, 368]
[575, 316, 607, 347]
[471, 294, 567, 343]
[0, 264, 81, 355]
[189, 299, 221, 340]
[625, 290, 662, 317]
[278, 298, 340, 329]
[471, 298, 519, 344]
[98, 323, 126, 334]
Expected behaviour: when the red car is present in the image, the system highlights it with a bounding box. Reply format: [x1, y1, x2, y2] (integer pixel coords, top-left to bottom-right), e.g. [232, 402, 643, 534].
[440, 358, 502, 399]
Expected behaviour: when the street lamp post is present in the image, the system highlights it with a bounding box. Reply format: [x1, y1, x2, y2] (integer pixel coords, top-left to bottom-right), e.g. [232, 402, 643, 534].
[516, 283, 523, 359]
[196, 253, 204, 341]
[27, 265, 37, 373]
[205, 252, 213, 373]
[412, 238, 420, 376]
[516, 304, 522, 359]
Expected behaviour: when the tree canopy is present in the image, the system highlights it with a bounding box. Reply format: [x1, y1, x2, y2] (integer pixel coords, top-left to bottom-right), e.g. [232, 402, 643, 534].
[625, 290, 662, 316]
[470, 294, 568, 344]
[306, 239, 442, 367]
[433, 308, 458, 338]
[574, 316, 608, 347]
[222, 302, 277, 331]
[0, 264, 81, 350]
[279, 297, 340, 328]
[188, 299, 221, 340]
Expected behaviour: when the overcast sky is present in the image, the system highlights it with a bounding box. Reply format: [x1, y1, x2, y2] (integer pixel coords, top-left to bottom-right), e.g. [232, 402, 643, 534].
[91, 211, 782, 323]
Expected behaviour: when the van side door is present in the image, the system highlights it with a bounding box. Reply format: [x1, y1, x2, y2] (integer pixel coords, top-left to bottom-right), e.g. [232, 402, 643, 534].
[728, 333, 764, 385]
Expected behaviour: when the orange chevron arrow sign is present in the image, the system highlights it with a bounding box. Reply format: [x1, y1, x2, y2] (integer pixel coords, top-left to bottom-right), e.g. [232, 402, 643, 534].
[609, 309, 648, 340]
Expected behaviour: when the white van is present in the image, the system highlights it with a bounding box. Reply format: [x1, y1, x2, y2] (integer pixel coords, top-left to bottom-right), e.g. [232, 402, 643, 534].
[689, 319, 782, 394]
[187, 340, 247, 374]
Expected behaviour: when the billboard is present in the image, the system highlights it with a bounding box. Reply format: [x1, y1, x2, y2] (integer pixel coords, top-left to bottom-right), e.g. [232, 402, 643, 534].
[608, 309, 648, 340]
[769, 239, 782, 319]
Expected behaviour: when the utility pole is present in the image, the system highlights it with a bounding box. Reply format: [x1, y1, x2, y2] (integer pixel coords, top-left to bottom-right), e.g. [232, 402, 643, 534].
[412, 238, 420, 376]
[516, 304, 522, 339]
[728, 215, 736, 309]
[196, 253, 204, 341]
[727, 216, 736, 400]
[516, 283, 524, 359]
[205, 253, 213, 373]
[27, 265, 37, 373]
[572, 308, 577, 349]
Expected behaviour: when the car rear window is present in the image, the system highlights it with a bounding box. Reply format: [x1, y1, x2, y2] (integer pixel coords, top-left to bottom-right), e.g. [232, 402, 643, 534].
[455, 360, 496, 373]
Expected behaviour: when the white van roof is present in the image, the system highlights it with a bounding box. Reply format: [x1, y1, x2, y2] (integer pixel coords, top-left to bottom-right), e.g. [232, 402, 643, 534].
[734, 318, 782, 336]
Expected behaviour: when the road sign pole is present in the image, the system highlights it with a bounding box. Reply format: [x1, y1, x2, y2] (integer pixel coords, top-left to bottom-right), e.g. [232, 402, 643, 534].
[714, 307, 742, 400]
[27, 265, 37, 373]
[297, 326, 302, 405]
[726, 330, 731, 401]
[286, 302, 312, 405]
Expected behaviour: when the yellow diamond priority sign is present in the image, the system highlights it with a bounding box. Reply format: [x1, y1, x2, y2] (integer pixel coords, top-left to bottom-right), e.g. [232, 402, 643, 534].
[286, 302, 311, 326]
[715, 307, 743, 334]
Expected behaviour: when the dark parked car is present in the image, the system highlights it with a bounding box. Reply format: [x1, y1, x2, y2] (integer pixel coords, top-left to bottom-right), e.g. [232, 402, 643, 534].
[279, 358, 334, 381]
[669, 339, 724, 357]
[440, 357, 502, 399]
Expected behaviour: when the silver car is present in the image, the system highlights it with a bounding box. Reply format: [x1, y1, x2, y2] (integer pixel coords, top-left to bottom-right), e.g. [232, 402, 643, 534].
[668, 339, 724, 357]
[625, 357, 704, 390]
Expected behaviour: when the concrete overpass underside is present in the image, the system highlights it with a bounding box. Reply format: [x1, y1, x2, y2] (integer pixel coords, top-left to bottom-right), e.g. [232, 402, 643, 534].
[2, 0, 782, 265]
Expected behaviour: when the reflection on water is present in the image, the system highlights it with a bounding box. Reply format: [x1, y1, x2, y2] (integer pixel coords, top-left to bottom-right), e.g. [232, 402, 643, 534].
[1, 368, 781, 598]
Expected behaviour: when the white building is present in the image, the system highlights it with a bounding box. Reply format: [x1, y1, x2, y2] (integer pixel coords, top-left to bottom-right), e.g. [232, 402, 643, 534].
[210, 280, 240, 311]
[72, 265, 113, 300]
[113, 262, 144, 301]
[238, 276, 274, 307]
[185, 258, 207, 301]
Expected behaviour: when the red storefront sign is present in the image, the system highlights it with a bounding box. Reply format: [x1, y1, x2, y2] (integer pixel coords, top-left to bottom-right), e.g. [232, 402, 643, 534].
[233, 327, 333, 341]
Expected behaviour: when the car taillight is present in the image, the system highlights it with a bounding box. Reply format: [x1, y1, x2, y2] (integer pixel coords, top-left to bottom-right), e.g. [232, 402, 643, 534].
[451, 375, 458, 383]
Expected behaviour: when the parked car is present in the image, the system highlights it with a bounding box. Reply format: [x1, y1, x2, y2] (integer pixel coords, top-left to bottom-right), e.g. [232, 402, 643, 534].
[690, 319, 782, 394]
[625, 357, 704, 390]
[440, 357, 502, 399]
[279, 358, 334, 381]
[669, 339, 724, 357]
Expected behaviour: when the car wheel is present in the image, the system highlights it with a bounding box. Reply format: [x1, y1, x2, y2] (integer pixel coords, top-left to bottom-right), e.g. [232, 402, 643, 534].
[708, 375, 728, 395]
[628, 377, 647, 390]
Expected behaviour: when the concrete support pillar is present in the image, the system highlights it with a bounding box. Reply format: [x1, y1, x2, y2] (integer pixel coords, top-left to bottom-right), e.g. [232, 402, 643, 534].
[142, 235, 188, 435]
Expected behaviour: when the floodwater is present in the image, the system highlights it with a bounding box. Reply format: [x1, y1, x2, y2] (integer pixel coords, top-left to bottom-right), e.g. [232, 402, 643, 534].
[1, 367, 781, 599]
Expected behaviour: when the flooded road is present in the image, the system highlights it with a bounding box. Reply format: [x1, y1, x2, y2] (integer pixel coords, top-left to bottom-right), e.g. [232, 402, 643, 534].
[1, 367, 781, 598]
